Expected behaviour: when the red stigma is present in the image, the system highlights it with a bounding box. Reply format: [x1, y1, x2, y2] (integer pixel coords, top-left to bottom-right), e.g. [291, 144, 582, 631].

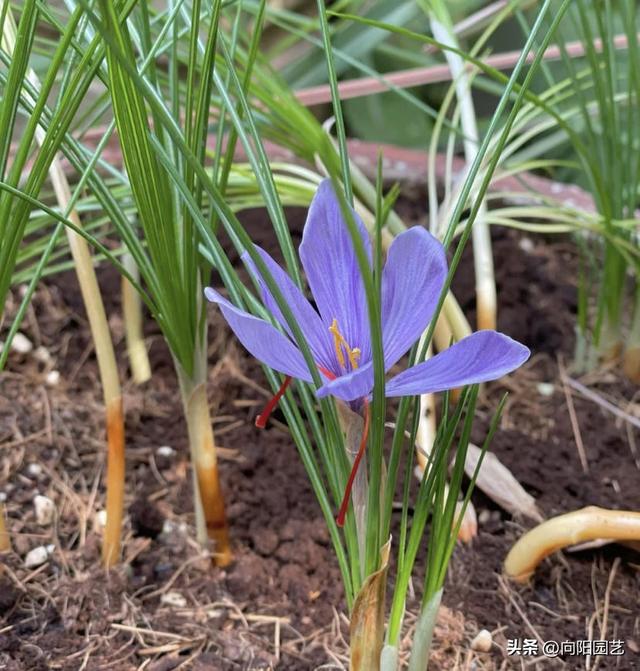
[318, 365, 337, 381]
[256, 365, 336, 429]
[255, 375, 292, 428]
[336, 400, 370, 527]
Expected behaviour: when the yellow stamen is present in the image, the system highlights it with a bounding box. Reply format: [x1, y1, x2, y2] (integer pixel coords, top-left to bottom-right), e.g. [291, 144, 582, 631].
[329, 318, 361, 370]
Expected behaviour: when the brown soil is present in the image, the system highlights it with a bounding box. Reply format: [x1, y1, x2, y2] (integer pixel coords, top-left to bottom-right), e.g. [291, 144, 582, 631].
[1, 204, 639, 670]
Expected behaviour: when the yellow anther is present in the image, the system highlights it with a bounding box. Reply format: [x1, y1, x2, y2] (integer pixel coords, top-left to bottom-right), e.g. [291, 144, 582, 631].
[329, 319, 346, 367]
[329, 319, 361, 370]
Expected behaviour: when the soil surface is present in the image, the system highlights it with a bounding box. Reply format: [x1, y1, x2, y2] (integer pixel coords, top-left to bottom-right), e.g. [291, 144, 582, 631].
[1, 200, 639, 670]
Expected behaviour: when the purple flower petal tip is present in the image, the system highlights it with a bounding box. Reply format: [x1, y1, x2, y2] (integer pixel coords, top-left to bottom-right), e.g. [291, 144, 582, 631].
[384, 331, 530, 398]
[204, 286, 218, 302]
[204, 286, 313, 382]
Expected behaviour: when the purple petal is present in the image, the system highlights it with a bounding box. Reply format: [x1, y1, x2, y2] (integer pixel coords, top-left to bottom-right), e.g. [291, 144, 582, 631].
[205, 287, 313, 381]
[242, 246, 336, 370]
[384, 331, 530, 397]
[381, 227, 447, 369]
[299, 180, 372, 361]
[315, 361, 375, 402]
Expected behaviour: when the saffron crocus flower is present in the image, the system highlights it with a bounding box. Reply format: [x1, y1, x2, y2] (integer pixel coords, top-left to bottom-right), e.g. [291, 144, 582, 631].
[206, 180, 529, 522]
[206, 180, 529, 403]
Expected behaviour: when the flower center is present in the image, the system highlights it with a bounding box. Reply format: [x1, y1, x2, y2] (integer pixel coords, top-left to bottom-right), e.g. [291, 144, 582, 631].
[329, 318, 361, 370]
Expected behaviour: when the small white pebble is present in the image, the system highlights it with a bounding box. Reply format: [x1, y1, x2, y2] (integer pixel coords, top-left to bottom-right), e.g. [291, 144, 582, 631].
[11, 332, 33, 354]
[27, 463, 43, 477]
[159, 519, 187, 543]
[156, 446, 175, 458]
[34, 495, 55, 525]
[94, 510, 107, 531]
[478, 509, 491, 525]
[537, 382, 555, 397]
[518, 237, 535, 253]
[24, 544, 54, 569]
[45, 370, 60, 387]
[160, 591, 187, 608]
[33, 346, 52, 364]
[161, 520, 177, 536]
[0, 492, 6, 503]
[471, 629, 493, 652]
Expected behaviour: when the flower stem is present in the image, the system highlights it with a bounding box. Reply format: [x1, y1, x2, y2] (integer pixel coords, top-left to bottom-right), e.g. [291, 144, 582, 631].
[337, 401, 370, 529]
[432, 313, 454, 354]
[0, 502, 11, 553]
[623, 347, 640, 383]
[430, 16, 496, 331]
[53, 171, 125, 569]
[598, 311, 623, 362]
[442, 291, 472, 341]
[122, 253, 151, 384]
[623, 288, 640, 382]
[416, 392, 437, 473]
[505, 506, 640, 583]
[435, 292, 473, 404]
[407, 589, 443, 671]
[415, 336, 437, 471]
[2, 12, 126, 568]
[103, 396, 125, 567]
[177, 361, 231, 567]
